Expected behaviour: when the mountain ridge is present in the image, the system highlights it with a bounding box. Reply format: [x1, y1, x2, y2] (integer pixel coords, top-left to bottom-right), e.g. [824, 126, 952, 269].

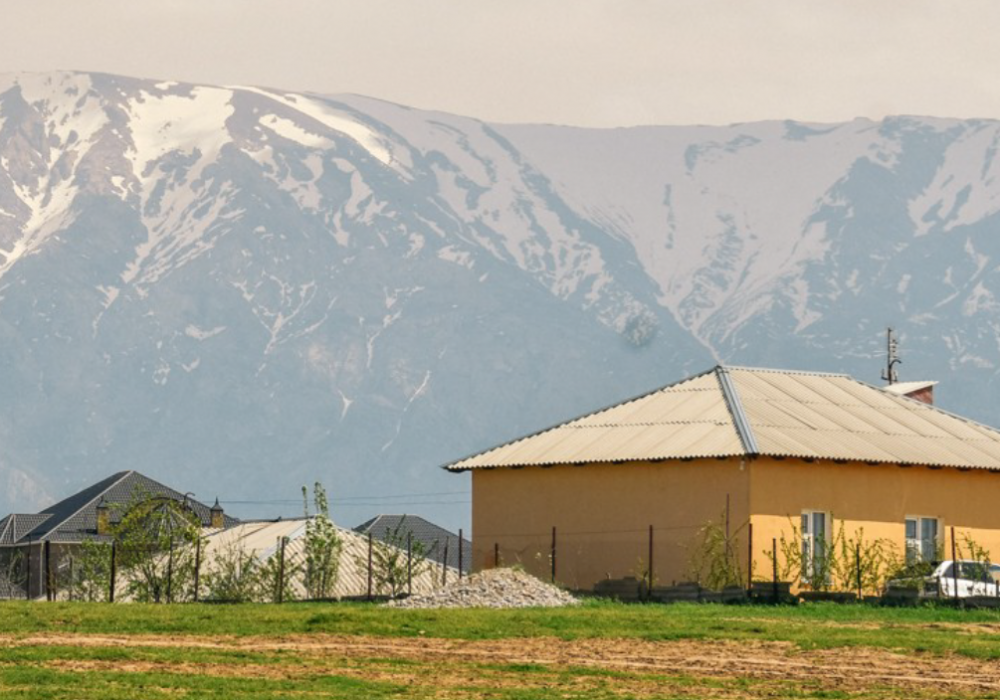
[1, 71, 999, 529]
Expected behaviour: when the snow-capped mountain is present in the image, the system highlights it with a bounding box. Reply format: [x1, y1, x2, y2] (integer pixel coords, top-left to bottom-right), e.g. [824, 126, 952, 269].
[2, 71, 999, 528]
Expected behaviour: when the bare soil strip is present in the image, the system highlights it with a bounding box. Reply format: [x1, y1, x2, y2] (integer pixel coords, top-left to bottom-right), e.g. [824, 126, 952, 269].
[5, 632, 1000, 695]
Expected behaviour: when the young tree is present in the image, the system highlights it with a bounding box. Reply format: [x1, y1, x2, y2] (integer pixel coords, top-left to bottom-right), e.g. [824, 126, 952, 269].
[687, 509, 748, 590]
[68, 539, 113, 602]
[301, 483, 343, 599]
[0, 547, 26, 599]
[201, 538, 264, 602]
[362, 516, 431, 598]
[257, 537, 302, 603]
[113, 494, 203, 603]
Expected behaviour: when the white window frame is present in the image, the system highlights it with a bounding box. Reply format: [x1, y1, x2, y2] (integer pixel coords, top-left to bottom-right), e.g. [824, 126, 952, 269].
[801, 510, 831, 583]
[905, 515, 941, 563]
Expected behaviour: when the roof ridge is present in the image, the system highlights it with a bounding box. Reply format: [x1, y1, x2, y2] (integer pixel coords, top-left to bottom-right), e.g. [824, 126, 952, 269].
[37, 471, 134, 542]
[721, 364, 849, 378]
[0, 515, 12, 543]
[716, 367, 759, 456]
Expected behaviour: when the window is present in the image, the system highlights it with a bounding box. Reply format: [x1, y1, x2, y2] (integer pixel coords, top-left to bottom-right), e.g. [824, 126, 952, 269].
[801, 510, 829, 583]
[943, 561, 992, 583]
[905, 516, 939, 563]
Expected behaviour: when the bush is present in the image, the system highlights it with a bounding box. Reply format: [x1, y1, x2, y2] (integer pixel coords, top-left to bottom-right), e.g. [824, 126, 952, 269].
[767, 518, 902, 594]
[687, 510, 748, 590]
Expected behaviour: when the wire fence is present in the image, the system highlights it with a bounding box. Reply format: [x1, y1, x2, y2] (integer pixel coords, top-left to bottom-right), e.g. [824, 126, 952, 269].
[3, 520, 995, 606]
[0, 527, 469, 603]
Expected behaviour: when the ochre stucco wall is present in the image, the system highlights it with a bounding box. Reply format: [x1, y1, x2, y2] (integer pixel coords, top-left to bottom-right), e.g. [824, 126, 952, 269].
[471, 459, 750, 590]
[749, 459, 1000, 588]
[470, 457, 1000, 593]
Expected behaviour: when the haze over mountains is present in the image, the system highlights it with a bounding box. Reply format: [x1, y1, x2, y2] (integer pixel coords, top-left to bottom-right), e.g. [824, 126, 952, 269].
[2, 71, 999, 528]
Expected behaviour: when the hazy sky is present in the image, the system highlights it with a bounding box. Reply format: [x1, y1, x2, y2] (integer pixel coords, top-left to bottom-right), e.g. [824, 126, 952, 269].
[3, 0, 999, 127]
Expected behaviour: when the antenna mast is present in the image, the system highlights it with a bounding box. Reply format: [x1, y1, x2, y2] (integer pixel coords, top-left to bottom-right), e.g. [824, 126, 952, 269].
[880, 327, 901, 385]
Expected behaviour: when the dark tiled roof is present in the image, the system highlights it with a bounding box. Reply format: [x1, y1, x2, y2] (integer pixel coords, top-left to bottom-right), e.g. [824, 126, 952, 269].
[0, 471, 238, 546]
[0, 514, 53, 544]
[354, 515, 471, 573]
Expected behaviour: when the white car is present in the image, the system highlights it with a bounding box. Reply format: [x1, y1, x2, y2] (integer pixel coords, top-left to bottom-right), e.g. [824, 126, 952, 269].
[912, 560, 1000, 598]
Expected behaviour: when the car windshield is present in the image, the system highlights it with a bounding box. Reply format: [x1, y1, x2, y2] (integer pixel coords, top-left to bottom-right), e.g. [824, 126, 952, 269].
[944, 562, 994, 582]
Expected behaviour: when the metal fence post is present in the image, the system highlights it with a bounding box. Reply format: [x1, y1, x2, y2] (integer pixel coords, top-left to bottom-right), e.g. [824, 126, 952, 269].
[951, 526, 959, 603]
[406, 532, 412, 597]
[109, 541, 117, 603]
[367, 532, 373, 601]
[648, 525, 654, 598]
[855, 542, 862, 599]
[772, 537, 778, 603]
[277, 536, 287, 604]
[166, 537, 175, 604]
[44, 540, 52, 602]
[193, 537, 202, 603]
[494, 542, 500, 568]
[25, 539, 32, 600]
[441, 538, 449, 586]
[458, 529, 463, 580]
[551, 526, 557, 584]
[725, 494, 731, 568]
[746, 522, 753, 592]
[68, 557, 75, 602]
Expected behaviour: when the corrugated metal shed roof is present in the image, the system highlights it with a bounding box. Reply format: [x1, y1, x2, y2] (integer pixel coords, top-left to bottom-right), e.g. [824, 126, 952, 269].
[201, 519, 455, 598]
[444, 366, 1000, 472]
[354, 515, 471, 573]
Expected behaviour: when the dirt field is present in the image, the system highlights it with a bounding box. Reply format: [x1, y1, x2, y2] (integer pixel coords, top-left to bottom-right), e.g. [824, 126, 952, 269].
[5, 631, 1000, 698]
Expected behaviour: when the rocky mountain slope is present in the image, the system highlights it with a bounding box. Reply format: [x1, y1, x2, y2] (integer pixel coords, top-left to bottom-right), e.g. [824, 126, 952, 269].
[1, 72, 998, 527]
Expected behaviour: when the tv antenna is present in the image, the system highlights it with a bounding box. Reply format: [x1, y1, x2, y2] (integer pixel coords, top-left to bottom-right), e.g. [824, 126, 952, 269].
[880, 327, 901, 385]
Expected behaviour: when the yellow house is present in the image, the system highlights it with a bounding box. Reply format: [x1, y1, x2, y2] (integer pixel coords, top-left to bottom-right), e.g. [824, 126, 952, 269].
[444, 366, 1000, 591]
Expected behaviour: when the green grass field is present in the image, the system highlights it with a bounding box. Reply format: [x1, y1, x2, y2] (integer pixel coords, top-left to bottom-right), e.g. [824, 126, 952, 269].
[3, 600, 1000, 699]
[5, 599, 1000, 656]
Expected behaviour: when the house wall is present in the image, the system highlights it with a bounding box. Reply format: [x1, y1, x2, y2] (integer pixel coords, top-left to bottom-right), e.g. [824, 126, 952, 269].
[471, 458, 750, 590]
[749, 458, 1000, 588]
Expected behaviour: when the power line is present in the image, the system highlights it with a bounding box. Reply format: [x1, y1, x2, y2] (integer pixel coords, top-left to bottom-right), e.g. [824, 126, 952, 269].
[224, 498, 470, 507]
[222, 489, 470, 505]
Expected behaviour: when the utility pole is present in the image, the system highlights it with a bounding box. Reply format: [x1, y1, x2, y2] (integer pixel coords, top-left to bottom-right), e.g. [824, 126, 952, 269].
[881, 327, 901, 385]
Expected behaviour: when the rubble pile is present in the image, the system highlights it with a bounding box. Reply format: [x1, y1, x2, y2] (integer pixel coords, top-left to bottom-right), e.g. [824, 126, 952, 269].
[388, 567, 579, 609]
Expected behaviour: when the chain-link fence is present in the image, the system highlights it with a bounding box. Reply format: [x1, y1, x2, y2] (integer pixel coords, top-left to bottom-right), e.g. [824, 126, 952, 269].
[0, 522, 468, 603]
[4, 516, 967, 605]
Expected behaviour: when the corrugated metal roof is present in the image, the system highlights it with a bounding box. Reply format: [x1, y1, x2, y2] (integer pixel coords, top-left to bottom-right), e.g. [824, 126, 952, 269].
[444, 366, 1000, 472]
[201, 519, 455, 598]
[354, 515, 471, 573]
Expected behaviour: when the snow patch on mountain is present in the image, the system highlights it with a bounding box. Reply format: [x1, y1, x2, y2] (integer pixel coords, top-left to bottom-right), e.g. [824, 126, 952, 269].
[909, 124, 1000, 235]
[259, 114, 333, 150]
[127, 86, 234, 176]
[239, 86, 400, 170]
[185, 324, 227, 340]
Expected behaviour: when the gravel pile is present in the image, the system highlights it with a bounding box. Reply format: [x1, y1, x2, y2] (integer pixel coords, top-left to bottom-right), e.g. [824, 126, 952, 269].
[387, 567, 579, 609]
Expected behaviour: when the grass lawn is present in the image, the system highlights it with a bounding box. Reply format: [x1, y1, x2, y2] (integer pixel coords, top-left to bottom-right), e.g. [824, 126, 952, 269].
[4, 599, 1000, 656]
[4, 601, 1000, 699]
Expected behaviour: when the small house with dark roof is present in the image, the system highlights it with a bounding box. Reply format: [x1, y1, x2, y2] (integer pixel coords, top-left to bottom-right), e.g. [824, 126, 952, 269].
[446, 366, 1000, 592]
[0, 471, 236, 599]
[354, 514, 471, 574]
